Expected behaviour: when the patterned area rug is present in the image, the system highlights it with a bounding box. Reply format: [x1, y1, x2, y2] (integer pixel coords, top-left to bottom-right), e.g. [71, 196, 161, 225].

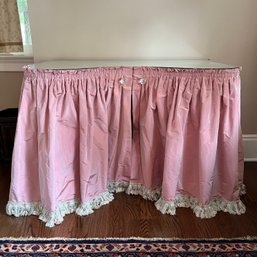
[0, 238, 257, 257]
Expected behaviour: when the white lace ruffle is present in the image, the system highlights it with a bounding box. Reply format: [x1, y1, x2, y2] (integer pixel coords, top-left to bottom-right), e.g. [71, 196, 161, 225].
[6, 183, 246, 227]
[76, 192, 114, 216]
[155, 195, 246, 219]
[6, 192, 113, 227]
[108, 181, 161, 201]
[239, 183, 246, 195]
[109, 181, 246, 218]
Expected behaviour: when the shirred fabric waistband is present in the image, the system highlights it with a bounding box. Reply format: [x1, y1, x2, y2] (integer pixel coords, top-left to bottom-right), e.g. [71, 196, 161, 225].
[23, 65, 240, 79]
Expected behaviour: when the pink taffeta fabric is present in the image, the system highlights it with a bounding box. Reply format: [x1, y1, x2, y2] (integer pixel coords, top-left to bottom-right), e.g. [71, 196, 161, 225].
[6, 66, 245, 227]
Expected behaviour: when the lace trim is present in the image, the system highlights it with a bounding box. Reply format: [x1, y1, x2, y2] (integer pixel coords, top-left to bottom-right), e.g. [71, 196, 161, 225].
[109, 181, 246, 218]
[155, 195, 246, 219]
[6, 183, 246, 227]
[239, 183, 246, 195]
[6, 192, 113, 228]
[76, 193, 114, 216]
[158, 183, 246, 218]
[108, 181, 161, 201]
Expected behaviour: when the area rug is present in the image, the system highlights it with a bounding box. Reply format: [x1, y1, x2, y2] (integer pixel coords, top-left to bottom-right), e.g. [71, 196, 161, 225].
[1, 237, 257, 257]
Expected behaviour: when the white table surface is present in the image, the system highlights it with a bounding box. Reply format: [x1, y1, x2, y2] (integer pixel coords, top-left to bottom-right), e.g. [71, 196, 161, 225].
[29, 59, 239, 70]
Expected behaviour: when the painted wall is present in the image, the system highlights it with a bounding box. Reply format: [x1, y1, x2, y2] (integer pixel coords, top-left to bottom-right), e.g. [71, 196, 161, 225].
[0, 72, 23, 111]
[8, 0, 257, 133]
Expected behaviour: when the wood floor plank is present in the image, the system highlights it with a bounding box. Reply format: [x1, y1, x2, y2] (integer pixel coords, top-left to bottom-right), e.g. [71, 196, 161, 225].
[0, 162, 257, 238]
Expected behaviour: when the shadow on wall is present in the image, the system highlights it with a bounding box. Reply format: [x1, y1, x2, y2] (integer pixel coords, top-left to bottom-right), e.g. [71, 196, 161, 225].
[205, 0, 257, 133]
[0, 72, 23, 111]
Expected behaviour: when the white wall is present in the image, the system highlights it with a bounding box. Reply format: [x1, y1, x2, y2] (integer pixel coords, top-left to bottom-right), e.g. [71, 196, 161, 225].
[29, 0, 213, 60]
[28, 0, 257, 133]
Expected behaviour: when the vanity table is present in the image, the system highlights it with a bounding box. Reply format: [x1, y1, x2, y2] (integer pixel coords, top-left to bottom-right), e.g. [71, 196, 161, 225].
[6, 60, 245, 227]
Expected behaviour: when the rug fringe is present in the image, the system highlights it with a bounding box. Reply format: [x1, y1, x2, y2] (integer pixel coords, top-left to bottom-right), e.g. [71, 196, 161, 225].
[1, 236, 257, 241]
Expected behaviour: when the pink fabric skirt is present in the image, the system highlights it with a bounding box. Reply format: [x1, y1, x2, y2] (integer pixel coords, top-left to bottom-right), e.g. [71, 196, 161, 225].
[6, 66, 245, 227]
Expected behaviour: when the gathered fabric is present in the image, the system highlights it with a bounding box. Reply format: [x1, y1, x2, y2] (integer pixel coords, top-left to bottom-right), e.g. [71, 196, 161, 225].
[7, 66, 245, 227]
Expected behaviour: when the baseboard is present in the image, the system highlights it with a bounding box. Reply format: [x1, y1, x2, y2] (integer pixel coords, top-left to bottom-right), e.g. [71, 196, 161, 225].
[243, 134, 257, 161]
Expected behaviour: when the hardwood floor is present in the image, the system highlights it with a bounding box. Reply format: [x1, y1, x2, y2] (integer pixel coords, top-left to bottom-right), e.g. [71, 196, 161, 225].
[0, 161, 257, 238]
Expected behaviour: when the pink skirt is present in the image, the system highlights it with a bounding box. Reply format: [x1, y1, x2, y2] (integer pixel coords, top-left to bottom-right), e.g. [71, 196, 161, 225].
[6, 66, 245, 227]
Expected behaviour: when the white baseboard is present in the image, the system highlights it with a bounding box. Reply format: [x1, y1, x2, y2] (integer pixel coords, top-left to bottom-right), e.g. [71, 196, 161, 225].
[243, 134, 257, 161]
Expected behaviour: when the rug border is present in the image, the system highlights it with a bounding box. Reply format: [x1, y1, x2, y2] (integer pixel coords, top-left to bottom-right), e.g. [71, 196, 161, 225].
[1, 236, 257, 242]
[1, 237, 257, 255]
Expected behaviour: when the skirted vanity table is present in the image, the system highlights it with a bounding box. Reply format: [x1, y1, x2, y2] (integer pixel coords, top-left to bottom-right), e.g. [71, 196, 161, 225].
[6, 60, 245, 227]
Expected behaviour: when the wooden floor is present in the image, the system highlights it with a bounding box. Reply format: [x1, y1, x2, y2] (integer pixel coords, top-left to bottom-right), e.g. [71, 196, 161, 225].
[0, 161, 257, 238]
